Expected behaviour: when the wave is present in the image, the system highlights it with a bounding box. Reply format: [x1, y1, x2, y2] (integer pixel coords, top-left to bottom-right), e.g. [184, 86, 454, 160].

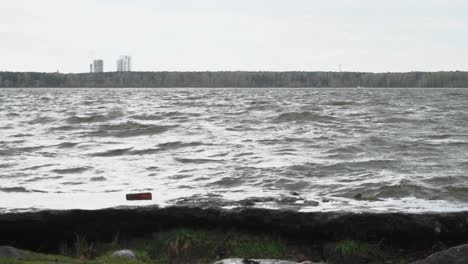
[425, 134, 455, 140]
[89, 122, 177, 137]
[89, 145, 199, 156]
[49, 125, 80, 131]
[324, 159, 398, 170]
[52, 166, 92, 174]
[88, 142, 205, 156]
[55, 142, 79, 148]
[377, 117, 436, 125]
[271, 111, 336, 123]
[129, 148, 161, 155]
[99, 121, 170, 131]
[174, 157, 224, 164]
[25, 176, 63, 182]
[0, 163, 15, 168]
[65, 110, 123, 124]
[226, 125, 257, 131]
[286, 163, 318, 172]
[11, 133, 33, 138]
[164, 111, 192, 117]
[208, 177, 243, 187]
[90, 176, 107, 182]
[325, 145, 362, 155]
[258, 137, 315, 145]
[0, 145, 46, 156]
[90, 148, 133, 157]
[61, 181, 84, 185]
[129, 114, 164, 121]
[131, 111, 200, 121]
[368, 183, 441, 200]
[28, 116, 55, 125]
[21, 164, 56, 171]
[66, 115, 109, 124]
[157, 141, 205, 150]
[0, 187, 46, 193]
[323, 100, 356, 106]
[283, 159, 398, 176]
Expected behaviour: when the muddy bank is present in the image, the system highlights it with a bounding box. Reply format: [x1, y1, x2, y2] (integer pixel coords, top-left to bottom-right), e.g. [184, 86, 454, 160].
[1, 205, 468, 253]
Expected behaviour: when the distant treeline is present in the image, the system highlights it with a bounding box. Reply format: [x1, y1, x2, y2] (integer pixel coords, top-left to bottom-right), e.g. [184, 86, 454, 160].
[0, 71, 467, 88]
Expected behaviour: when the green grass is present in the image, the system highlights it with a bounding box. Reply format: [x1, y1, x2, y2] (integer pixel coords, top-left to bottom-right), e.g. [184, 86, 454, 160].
[326, 239, 385, 264]
[335, 240, 379, 255]
[0, 228, 287, 264]
[134, 228, 287, 263]
[0, 234, 429, 264]
[0, 252, 149, 264]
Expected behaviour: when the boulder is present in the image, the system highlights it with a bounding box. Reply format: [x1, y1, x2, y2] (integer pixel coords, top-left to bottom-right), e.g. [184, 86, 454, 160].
[0, 246, 28, 258]
[213, 259, 324, 264]
[411, 244, 468, 264]
[111, 249, 136, 259]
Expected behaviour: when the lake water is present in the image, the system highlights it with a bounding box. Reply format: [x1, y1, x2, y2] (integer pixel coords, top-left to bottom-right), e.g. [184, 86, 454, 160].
[1, 88, 468, 213]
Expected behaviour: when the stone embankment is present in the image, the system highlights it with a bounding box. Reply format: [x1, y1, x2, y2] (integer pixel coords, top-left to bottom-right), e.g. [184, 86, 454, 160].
[1, 205, 468, 263]
[2, 205, 468, 251]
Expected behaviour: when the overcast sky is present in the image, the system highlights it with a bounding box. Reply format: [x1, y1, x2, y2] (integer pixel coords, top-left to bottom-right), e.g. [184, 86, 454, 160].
[1, 0, 467, 73]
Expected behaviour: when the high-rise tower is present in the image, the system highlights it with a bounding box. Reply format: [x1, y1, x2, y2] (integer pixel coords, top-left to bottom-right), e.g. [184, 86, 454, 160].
[93, 60, 104, 73]
[117, 56, 132, 72]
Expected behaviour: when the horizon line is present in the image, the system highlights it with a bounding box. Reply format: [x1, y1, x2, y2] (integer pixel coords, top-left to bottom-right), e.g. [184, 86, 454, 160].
[2, 70, 468, 74]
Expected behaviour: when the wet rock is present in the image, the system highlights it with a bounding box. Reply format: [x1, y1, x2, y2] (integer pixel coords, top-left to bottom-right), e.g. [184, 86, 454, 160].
[111, 249, 136, 259]
[411, 244, 468, 264]
[0, 246, 28, 258]
[213, 259, 323, 264]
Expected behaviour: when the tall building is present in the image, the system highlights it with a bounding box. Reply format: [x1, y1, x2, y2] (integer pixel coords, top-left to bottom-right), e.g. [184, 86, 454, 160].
[93, 60, 104, 73]
[117, 56, 132, 72]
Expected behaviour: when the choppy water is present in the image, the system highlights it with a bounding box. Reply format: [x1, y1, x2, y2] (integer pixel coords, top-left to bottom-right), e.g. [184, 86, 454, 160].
[1, 88, 468, 213]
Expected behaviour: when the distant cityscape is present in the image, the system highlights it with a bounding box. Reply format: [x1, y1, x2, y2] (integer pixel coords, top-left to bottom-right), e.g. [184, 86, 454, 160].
[90, 55, 132, 73]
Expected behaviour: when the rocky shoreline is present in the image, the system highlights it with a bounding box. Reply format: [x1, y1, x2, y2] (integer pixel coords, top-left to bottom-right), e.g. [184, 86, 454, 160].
[1, 205, 468, 254]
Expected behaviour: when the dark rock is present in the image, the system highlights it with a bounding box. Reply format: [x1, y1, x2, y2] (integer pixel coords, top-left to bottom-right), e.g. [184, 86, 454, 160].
[411, 244, 468, 264]
[0, 246, 28, 258]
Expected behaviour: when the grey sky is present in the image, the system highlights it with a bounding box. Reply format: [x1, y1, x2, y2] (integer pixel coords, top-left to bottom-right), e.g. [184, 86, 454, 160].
[1, 0, 467, 73]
